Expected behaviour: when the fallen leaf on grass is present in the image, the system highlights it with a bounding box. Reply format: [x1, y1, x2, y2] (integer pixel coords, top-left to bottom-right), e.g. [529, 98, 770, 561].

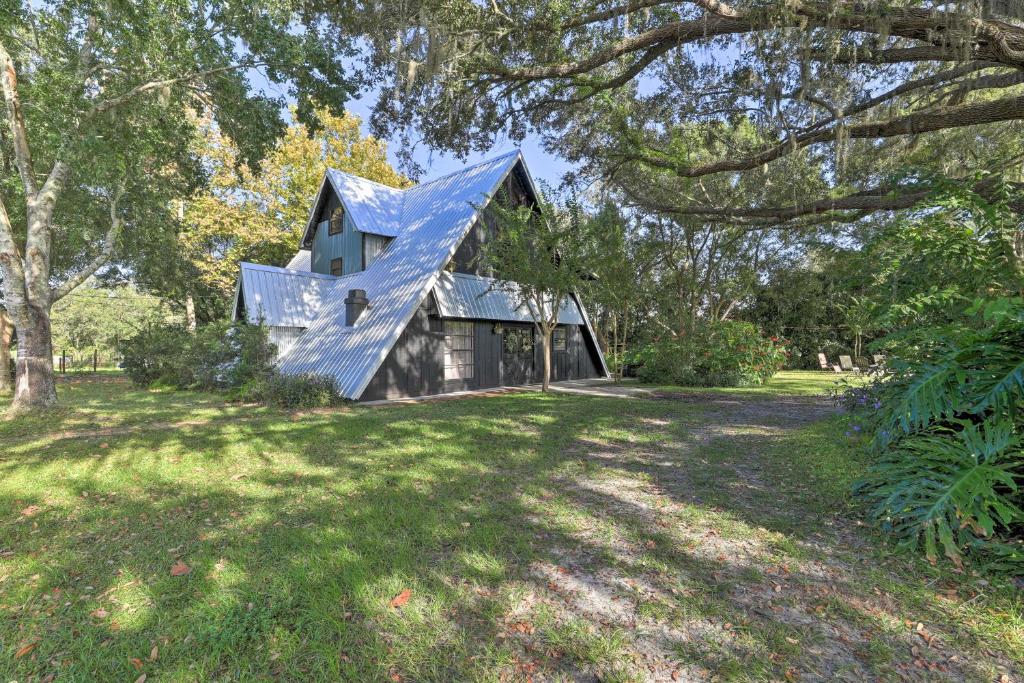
[389, 589, 412, 608]
[130, 657, 144, 670]
[14, 641, 38, 658]
[20, 505, 42, 517]
[134, 675, 147, 683]
[785, 637, 800, 645]
[170, 560, 190, 576]
[90, 608, 108, 618]
[508, 621, 535, 635]
[149, 645, 158, 661]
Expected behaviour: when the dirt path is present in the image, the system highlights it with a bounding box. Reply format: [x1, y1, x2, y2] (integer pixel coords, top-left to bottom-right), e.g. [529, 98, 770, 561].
[512, 393, 1017, 682]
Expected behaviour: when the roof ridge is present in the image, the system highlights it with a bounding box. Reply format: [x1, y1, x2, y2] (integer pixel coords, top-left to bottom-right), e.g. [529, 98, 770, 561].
[326, 168, 406, 193]
[240, 261, 340, 280]
[409, 150, 521, 191]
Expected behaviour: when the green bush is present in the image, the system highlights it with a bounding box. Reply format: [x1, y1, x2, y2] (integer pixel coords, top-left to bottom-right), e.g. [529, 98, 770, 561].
[847, 297, 1024, 570]
[240, 372, 343, 409]
[118, 325, 194, 387]
[119, 322, 276, 391]
[631, 321, 787, 387]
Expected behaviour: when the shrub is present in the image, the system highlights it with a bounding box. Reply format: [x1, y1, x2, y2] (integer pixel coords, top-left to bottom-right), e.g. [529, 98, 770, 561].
[847, 297, 1024, 569]
[632, 321, 787, 387]
[119, 321, 276, 391]
[118, 325, 194, 387]
[240, 372, 343, 409]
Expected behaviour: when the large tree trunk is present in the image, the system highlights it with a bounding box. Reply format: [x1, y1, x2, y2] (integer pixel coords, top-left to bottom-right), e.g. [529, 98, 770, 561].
[13, 303, 57, 410]
[0, 308, 12, 394]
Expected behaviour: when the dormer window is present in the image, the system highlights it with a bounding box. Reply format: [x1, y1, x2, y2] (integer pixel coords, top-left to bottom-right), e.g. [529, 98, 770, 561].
[328, 206, 344, 236]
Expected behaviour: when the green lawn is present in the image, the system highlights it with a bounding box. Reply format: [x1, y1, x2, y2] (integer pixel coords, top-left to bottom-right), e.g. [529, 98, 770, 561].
[1, 372, 1020, 681]
[641, 369, 854, 398]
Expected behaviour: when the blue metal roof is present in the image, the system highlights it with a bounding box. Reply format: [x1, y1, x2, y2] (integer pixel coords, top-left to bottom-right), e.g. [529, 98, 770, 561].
[432, 272, 585, 325]
[237, 262, 342, 328]
[278, 151, 524, 398]
[326, 170, 404, 237]
[285, 249, 311, 271]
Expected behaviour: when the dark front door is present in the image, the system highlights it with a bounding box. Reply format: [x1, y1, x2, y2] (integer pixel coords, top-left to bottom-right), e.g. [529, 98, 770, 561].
[502, 325, 535, 386]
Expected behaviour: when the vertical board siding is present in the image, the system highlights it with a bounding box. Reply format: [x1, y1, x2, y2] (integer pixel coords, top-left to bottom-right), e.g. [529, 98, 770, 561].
[311, 194, 364, 276]
[361, 302, 444, 401]
[474, 322, 502, 389]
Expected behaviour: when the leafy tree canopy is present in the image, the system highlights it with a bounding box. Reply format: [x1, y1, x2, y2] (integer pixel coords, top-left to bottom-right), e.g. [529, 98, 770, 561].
[338, 0, 1024, 225]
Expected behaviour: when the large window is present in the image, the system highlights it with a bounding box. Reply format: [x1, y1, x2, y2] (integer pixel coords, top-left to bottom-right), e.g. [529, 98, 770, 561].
[444, 320, 474, 380]
[330, 257, 343, 276]
[328, 206, 345, 235]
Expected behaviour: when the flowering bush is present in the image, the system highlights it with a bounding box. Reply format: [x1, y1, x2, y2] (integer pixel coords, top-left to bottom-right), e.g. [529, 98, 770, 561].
[632, 321, 787, 387]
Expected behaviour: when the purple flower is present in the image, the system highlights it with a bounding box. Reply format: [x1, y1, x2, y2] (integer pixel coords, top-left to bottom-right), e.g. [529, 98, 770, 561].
[852, 425, 861, 432]
[873, 400, 882, 409]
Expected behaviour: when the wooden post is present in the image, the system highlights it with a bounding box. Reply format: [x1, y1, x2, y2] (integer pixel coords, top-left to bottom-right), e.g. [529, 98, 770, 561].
[61, 350, 65, 374]
[93, 349, 98, 373]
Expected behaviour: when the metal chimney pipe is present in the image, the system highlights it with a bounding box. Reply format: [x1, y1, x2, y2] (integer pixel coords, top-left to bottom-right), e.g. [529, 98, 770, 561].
[344, 289, 369, 326]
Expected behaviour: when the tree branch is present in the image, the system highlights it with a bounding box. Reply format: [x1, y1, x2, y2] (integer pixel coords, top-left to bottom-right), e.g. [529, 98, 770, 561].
[618, 92, 1024, 178]
[0, 40, 37, 198]
[50, 183, 125, 303]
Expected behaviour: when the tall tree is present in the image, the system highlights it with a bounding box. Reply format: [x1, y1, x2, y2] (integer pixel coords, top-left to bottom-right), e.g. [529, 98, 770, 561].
[0, 1, 351, 411]
[342, 0, 1024, 223]
[581, 202, 657, 377]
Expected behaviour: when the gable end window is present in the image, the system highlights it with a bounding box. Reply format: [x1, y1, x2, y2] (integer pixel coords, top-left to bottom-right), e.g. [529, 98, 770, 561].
[553, 328, 567, 351]
[328, 206, 344, 236]
[330, 258, 343, 276]
[444, 320, 474, 380]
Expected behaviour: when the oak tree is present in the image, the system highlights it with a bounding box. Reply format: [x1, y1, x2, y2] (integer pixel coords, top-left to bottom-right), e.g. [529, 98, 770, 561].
[342, 0, 1024, 223]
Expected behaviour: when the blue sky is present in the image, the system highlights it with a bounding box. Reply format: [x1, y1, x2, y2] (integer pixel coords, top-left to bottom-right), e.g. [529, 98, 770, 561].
[253, 64, 574, 187]
[340, 93, 573, 186]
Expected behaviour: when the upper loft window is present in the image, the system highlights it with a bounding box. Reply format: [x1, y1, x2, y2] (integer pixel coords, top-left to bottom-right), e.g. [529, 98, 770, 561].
[330, 257, 343, 276]
[328, 206, 345, 236]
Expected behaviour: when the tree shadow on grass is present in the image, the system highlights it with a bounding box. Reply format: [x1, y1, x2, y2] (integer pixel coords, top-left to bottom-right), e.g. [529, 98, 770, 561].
[0, 389, 1017, 682]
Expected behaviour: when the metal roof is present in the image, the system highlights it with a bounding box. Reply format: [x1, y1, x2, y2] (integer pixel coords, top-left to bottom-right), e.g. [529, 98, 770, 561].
[285, 249, 311, 271]
[237, 262, 342, 328]
[326, 170, 404, 237]
[433, 272, 585, 325]
[278, 151, 523, 398]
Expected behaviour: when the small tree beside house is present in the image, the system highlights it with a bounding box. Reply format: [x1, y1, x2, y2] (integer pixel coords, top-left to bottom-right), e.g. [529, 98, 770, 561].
[483, 198, 594, 392]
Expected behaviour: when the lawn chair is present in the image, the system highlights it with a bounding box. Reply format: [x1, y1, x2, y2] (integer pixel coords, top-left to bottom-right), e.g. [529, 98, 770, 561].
[871, 354, 885, 367]
[817, 353, 830, 370]
[838, 355, 861, 373]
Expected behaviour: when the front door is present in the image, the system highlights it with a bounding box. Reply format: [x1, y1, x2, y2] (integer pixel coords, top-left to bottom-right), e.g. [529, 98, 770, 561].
[502, 325, 535, 386]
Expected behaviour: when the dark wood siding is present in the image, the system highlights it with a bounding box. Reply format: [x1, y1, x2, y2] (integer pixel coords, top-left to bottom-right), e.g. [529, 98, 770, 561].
[474, 321, 502, 389]
[360, 315, 602, 401]
[361, 301, 444, 401]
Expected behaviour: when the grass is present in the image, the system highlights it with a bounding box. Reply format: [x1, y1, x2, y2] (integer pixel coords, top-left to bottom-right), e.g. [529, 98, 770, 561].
[0, 371, 1020, 681]
[642, 368, 854, 398]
